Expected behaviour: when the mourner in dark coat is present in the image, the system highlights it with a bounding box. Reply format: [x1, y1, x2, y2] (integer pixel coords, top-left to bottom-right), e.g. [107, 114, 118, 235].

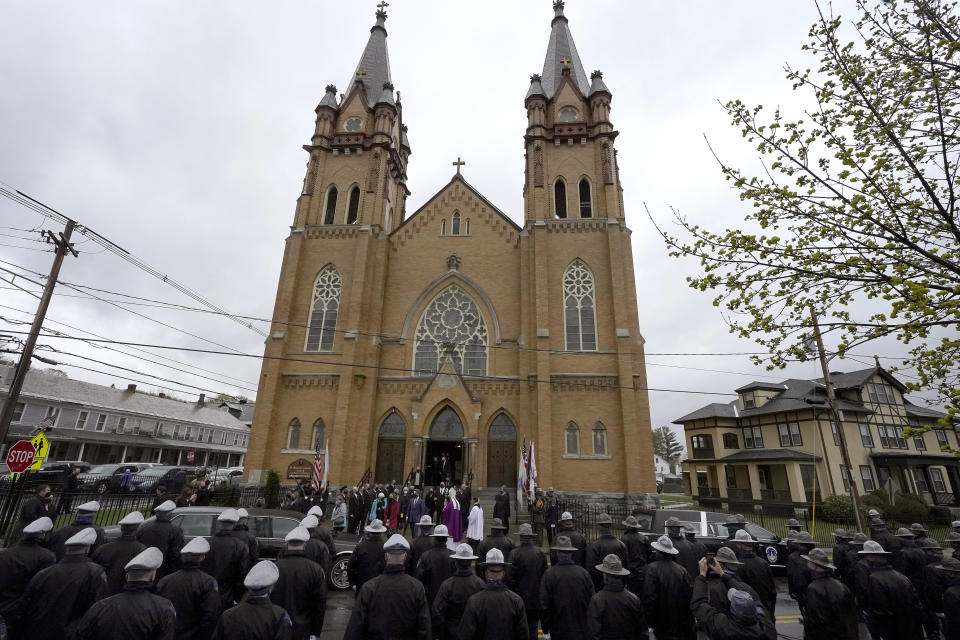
[493, 486, 511, 535]
[641, 536, 695, 640]
[508, 523, 548, 640]
[585, 514, 629, 592]
[137, 500, 185, 578]
[550, 512, 588, 568]
[586, 554, 647, 639]
[415, 524, 457, 604]
[433, 544, 485, 640]
[10, 485, 52, 545]
[202, 510, 251, 612]
[0, 516, 55, 633]
[800, 548, 858, 640]
[156, 536, 221, 640]
[271, 527, 327, 640]
[620, 516, 648, 595]
[212, 561, 293, 640]
[48, 500, 106, 561]
[476, 518, 515, 578]
[541, 536, 596, 640]
[459, 548, 529, 640]
[854, 540, 924, 640]
[91, 510, 148, 594]
[347, 519, 387, 596]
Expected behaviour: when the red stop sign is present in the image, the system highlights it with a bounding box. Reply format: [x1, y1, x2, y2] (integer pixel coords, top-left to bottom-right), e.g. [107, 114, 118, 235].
[6, 440, 36, 473]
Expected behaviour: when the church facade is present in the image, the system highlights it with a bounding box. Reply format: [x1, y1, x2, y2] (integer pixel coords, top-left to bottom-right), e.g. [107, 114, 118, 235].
[244, 1, 655, 495]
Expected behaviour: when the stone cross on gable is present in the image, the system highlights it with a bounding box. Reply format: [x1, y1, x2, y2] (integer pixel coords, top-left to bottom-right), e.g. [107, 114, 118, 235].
[452, 157, 466, 175]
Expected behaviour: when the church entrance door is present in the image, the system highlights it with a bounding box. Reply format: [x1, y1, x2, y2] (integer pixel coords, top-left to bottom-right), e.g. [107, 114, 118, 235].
[375, 411, 406, 484]
[486, 413, 517, 488]
[425, 406, 464, 486]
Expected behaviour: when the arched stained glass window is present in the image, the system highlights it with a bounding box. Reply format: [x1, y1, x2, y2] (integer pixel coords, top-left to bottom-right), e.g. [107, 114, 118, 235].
[593, 422, 607, 455]
[579, 178, 592, 218]
[566, 421, 580, 455]
[346, 186, 360, 224]
[452, 212, 461, 236]
[563, 260, 597, 351]
[312, 419, 326, 451]
[305, 266, 341, 352]
[554, 179, 567, 219]
[323, 186, 338, 225]
[287, 419, 301, 449]
[413, 284, 488, 376]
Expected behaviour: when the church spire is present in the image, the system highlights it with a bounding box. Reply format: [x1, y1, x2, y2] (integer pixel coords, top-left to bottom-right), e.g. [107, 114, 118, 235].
[344, 2, 393, 108]
[540, 0, 590, 99]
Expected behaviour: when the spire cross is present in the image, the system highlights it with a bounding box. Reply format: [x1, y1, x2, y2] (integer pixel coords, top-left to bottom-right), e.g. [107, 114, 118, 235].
[356, 70, 367, 77]
[560, 56, 571, 65]
[452, 157, 466, 175]
[377, 1, 389, 9]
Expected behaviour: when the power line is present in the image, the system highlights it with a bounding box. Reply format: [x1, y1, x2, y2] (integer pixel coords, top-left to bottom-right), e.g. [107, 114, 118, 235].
[0, 242, 52, 253]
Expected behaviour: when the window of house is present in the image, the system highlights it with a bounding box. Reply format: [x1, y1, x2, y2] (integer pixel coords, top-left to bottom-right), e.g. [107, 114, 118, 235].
[12, 402, 25, 423]
[207, 430, 215, 443]
[592, 422, 607, 456]
[691, 435, 713, 450]
[322, 186, 338, 225]
[116, 417, 126, 433]
[878, 425, 908, 449]
[741, 392, 756, 409]
[45, 406, 59, 425]
[867, 383, 896, 404]
[743, 427, 764, 448]
[305, 265, 341, 352]
[859, 423, 875, 448]
[723, 433, 739, 449]
[233, 433, 239, 446]
[554, 179, 567, 218]
[288, 419, 301, 450]
[452, 212, 461, 236]
[197, 428, 204, 442]
[184, 425, 192, 440]
[914, 434, 927, 450]
[913, 468, 929, 493]
[465, 219, 470, 235]
[578, 178, 592, 218]
[725, 466, 737, 487]
[931, 468, 947, 493]
[346, 186, 360, 224]
[413, 285, 488, 376]
[220, 431, 227, 445]
[935, 429, 949, 447]
[563, 260, 597, 351]
[312, 419, 326, 451]
[76, 411, 89, 430]
[95, 414, 107, 432]
[830, 421, 841, 446]
[860, 466, 876, 492]
[131, 419, 142, 435]
[839, 465, 852, 492]
[153, 421, 162, 436]
[778, 422, 802, 447]
[566, 422, 580, 455]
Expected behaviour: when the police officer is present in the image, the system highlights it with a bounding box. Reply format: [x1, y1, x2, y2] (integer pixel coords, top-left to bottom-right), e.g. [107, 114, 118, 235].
[0, 516, 55, 633]
[231, 508, 259, 564]
[409, 515, 435, 573]
[20, 527, 108, 638]
[786, 531, 816, 610]
[299, 515, 331, 574]
[909, 522, 933, 550]
[894, 528, 926, 584]
[345, 534, 431, 640]
[212, 561, 293, 640]
[947, 531, 960, 558]
[48, 500, 106, 561]
[459, 548, 529, 640]
[786, 518, 803, 534]
[508, 523, 547, 639]
[665, 516, 699, 579]
[620, 515, 648, 595]
[641, 536, 694, 640]
[137, 500, 185, 578]
[830, 528, 850, 581]
[476, 518, 515, 578]
[587, 554, 647, 640]
[272, 526, 326, 640]
[919, 538, 946, 639]
[74, 546, 177, 639]
[855, 540, 923, 640]
[731, 529, 776, 616]
[684, 523, 707, 560]
[92, 510, 148, 594]
[586, 513, 629, 592]
[306, 505, 336, 562]
[842, 532, 868, 592]
[416, 523, 457, 605]
[867, 510, 902, 562]
[348, 518, 387, 597]
[541, 535, 595, 640]
[938, 557, 960, 638]
[203, 509, 250, 612]
[550, 511, 587, 567]
[434, 543, 485, 640]
[801, 548, 857, 640]
[157, 536, 221, 640]
[691, 562, 776, 640]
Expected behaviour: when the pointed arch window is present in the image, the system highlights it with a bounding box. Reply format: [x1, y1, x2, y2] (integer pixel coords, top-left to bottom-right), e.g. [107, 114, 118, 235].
[465, 219, 470, 235]
[346, 186, 360, 224]
[323, 186, 338, 225]
[452, 211, 461, 236]
[563, 260, 597, 351]
[306, 266, 341, 352]
[579, 178, 593, 218]
[554, 178, 567, 219]
[413, 284, 488, 376]
[312, 419, 326, 452]
[287, 418, 302, 450]
[593, 422, 608, 456]
[566, 422, 580, 455]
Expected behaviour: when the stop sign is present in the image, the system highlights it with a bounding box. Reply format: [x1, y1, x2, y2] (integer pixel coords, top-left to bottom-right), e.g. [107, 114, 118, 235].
[6, 440, 36, 473]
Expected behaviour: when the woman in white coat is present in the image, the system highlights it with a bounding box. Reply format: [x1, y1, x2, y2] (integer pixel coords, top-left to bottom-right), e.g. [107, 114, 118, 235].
[466, 497, 483, 553]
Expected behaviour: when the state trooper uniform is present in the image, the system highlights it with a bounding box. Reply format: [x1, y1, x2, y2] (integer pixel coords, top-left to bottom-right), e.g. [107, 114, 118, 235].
[74, 546, 177, 640]
[0, 516, 55, 633]
[433, 543, 486, 640]
[415, 523, 457, 604]
[507, 523, 547, 639]
[408, 515, 435, 574]
[307, 505, 336, 563]
[476, 518, 516, 578]
[459, 548, 529, 640]
[786, 531, 816, 610]
[347, 519, 387, 596]
[157, 536, 221, 640]
[202, 509, 250, 612]
[20, 527, 108, 639]
[137, 500, 185, 578]
[587, 554, 648, 640]
[620, 516, 648, 595]
[230, 508, 259, 565]
[586, 514, 629, 592]
[549, 511, 587, 568]
[48, 500, 106, 561]
[541, 535, 596, 640]
[212, 561, 293, 640]
[299, 515, 331, 574]
[801, 548, 857, 640]
[731, 529, 776, 616]
[641, 535, 695, 640]
[854, 540, 923, 640]
[271, 526, 327, 640]
[91, 510, 148, 594]
[938, 557, 960, 638]
[345, 534, 431, 640]
[665, 516, 699, 579]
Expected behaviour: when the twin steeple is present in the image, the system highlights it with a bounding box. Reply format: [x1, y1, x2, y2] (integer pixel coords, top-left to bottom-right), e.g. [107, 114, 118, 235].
[540, 0, 591, 98]
[343, 2, 393, 108]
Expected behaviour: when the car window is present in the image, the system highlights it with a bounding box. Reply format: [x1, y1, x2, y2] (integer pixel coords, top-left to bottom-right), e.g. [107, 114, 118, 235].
[270, 517, 300, 540]
[744, 523, 776, 540]
[88, 465, 116, 475]
[248, 517, 270, 537]
[174, 514, 215, 537]
[710, 523, 728, 538]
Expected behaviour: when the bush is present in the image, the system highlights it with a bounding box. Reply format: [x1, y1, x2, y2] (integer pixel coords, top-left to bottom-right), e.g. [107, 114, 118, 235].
[887, 491, 929, 523]
[264, 470, 281, 509]
[928, 505, 952, 524]
[820, 494, 855, 522]
[862, 489, 890, 511]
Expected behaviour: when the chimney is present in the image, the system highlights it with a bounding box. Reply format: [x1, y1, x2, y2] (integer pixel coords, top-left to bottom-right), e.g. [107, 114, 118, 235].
[197, 393, 206, 407]
[126, 384, 137, 393]
[159, 392, 166, 399]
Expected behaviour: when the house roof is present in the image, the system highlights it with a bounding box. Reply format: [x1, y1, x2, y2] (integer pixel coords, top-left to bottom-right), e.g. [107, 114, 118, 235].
[734, 381, 788, 393]
[687, 448, 821, 464]
[903, 400, 947, 419]
[673, 402, 738, 424]
[343, 7, 392, 109]
[539, 1, 591, 99]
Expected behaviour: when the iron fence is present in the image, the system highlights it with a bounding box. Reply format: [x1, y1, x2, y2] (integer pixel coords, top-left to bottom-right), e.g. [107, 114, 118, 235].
[558, 497, 631, 541]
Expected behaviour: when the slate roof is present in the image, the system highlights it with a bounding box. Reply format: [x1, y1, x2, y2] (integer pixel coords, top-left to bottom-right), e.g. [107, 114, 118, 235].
[673, 402, 738, 423]
[540, 2, 591, 99]
[688, 448, 822, 464]
[903, 400, 947, 419]
[734, 381, 788, 393]
[343, 9, 392, 109]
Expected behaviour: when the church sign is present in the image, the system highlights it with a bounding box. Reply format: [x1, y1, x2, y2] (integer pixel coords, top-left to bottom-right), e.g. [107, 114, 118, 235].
[286, 458, 313, 480]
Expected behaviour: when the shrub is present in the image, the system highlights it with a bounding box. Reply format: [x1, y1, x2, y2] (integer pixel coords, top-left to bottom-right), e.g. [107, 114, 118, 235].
[888, 491, 929, 523]
[928, 505, 952, 524]
[820, 494, 855, 522]
[264, 470, 281, 509]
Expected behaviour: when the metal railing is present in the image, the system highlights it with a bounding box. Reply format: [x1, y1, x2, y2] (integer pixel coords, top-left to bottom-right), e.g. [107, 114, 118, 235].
[698, 487, 721, 498]
[759, 489, 792, 502]
[726, 488, 752, 500]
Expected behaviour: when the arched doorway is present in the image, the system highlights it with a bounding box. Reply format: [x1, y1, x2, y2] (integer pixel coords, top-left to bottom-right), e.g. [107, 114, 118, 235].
[375, 411, 406, 484]
[487, 413, 517, 488]
[426, 406, 464, 485]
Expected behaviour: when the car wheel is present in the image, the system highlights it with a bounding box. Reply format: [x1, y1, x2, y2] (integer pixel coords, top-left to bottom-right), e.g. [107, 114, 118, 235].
[329, 554, 351, 591]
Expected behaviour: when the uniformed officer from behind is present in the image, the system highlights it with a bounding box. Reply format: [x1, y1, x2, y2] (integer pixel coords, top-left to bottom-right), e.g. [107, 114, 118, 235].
[459, 548, 529, 640]
[541, 535, 595, 640]
[416, 523, 457, 605]
[137, 499, 185, 578]
[48, 500, 106, 560]
[157, 536, 221, 640]
[550, 511, 587, 567]
[344, 533, 431, 640]
[230, 508, 259, 564]
[586, 513, 629, 592]
[408, 514, 435, 574]
[203, 508, 250, 612]
[348, 518, 387, 597]
[855, 540, 923, 640]
[730, 529, 776, 616]
[665, 516, 699, 579]
[587, 554, 647, 640]
[299, 515, 331, 574]
[272, 526, 327, 640]
[75, 546, 177, 640]
[212, 560, 293, 640]
[20, 527, 108, 638]
[620, 516, 648, 595]
[508, 523, 547, 639]
[800, 547, 857, 640]
[684, 523, 707, 561]
[433, 543, 485, 640]
[307, 505, 336, 564]
[786, 531, 816, 611]
[641, 535, 695, 640]
[0, 516, 55, 634]
[476, 518, 515, 577]
[92, 510, 148, 594]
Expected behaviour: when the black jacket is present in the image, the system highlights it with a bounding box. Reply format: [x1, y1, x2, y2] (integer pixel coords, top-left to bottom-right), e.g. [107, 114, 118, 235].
[620, 530, 648, 594]
[432, 568, 485, 639]
[586, 532, 628, 592]
[786, 550, 811, 606]
[690, 575, 776, 640]
[476, 533, 515, 577]
[539, 559, 595, 640]
[508, 541, 548, 610]
[854, 561, 923, 638]
[870, 527, 902, 559]
[587, 582, 647, 640]
[493, 492, 511, 522]
[550, 526, 588, 567]
[156, 561, 221, 640]
[20, 555, 108, 639]
[271, 550, 327, 640]
[735, 549, 777, 614]
[311, 526, 336, 562]
[832, 540, 850, 580]
[803, 572, 858, 640]
[344, 564, 431, 640]
[458, 581, 529, 640]
[416, 542, 457, 603]
[211, 595, 292, 640]
[641, 557, 694, 640]
[202, 529, 250, 611]
[409, 533, 434, 574]
[0, 538, 55, 623]
[137, 518, 186, 577]
[48, 520, 106, 561]
[943, 582, 960, 640]
[894, 541, 927, 587]
[701, 571, 760, 613]
[11, 497, 50, 544]
[347, 534, 386, 594]
[304, 538, 331, 575]
[230, 525, 259, 565]
[670, 535, 701, 580]
[74, 582, 177, 640]
[91, 533, 148, 594]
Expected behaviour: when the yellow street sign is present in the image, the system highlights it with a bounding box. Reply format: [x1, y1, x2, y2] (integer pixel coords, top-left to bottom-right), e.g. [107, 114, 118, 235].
[28, 433, 49, 470]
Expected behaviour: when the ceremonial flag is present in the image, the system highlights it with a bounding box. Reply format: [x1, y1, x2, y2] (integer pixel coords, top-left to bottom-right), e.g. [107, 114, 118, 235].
[322, 438, 330, 488]
[528, 441, 538, 501]
[311, 441, 324, 492]
[517, 440, 527, 505]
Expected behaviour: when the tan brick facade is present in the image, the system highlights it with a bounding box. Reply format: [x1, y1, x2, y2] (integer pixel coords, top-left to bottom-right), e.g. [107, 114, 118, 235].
[243, 5, 655, 494]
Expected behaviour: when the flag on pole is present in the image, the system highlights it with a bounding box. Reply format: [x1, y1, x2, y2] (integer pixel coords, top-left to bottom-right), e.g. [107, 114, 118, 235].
[321, 438, 330, 488]
[311, 440, 324, 492]
[517, 440, 527, 505]
[528, 441, 537, 501]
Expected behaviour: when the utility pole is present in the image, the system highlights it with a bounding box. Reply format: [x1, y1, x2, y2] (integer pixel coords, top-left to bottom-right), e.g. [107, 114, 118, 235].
[0, 220, 77, 450]
[809, 306, 864, 533]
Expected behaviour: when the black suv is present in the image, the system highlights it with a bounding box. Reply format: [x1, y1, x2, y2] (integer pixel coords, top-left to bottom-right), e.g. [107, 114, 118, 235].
[79, 463, 152, 494]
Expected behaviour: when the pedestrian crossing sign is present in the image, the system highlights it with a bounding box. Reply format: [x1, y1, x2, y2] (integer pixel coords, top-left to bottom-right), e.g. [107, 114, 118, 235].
[27, 433, 49, 471]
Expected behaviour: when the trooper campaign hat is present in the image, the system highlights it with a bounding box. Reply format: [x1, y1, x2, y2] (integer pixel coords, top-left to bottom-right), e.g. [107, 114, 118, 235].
[726, 513, 746, 525]
[859, 540, 891, 555]
[450, 543, 479, 561]
[490, 518, 507, 530]
[430, 524, 450, 538]
[597, 513, 613, 526]
[937, 557, 960, 573]
[850, 532, 868, 546]
[560, 511, 574, 522]
[518, 523, 535, 538]
[664, 516, 682, 528]
[909, 522, 928, 534]
[651, 535, 679, 555]
[480, 548, 510, 567]
[895, 527, 916, 538]
[418, 515, 434, 527]
[794, 531, 816, 547]
[622, 515, 641, 529]
[715, 547, 742, 566]
[802, 548, 835, 570]
[920, 539, 942, 550]
[733, 529, 754, 543]
[365, 519, 387, 533]
[551, 535, 578, 552]
[596, 554, 631, 576]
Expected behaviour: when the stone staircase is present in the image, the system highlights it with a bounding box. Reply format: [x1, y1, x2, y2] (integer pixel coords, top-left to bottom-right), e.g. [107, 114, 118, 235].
[473, 487, 530, 536]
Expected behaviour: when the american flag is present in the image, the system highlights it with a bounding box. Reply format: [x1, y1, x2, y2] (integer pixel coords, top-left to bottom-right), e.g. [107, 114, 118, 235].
[311, 440, 324, 492]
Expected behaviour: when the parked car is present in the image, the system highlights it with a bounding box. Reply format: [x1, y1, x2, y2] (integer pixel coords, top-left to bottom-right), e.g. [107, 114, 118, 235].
[0, 460, 91, 486]
[79, 463, 152, 494]
[210, 467, 244, 486]
[102, 506, 356, 590]
[129, 466, 191, 493]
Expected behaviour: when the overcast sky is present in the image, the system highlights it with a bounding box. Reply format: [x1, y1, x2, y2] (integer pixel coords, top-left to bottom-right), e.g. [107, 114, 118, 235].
[0, 1, 934, 449]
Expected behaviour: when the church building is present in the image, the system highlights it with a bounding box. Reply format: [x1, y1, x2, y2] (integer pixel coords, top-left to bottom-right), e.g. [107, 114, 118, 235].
[244, 1, 655, 495]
